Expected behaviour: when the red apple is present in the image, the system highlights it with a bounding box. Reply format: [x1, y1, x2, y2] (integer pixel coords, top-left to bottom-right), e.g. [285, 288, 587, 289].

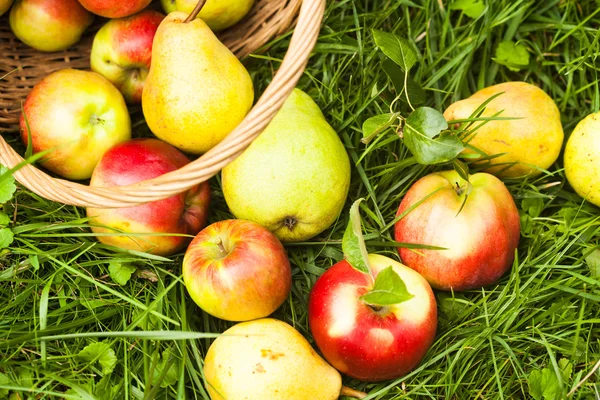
[182, 219, 291, 321]
[394, 170, 520, 291]
[10, 0, 93, 52]
[20, 69, 131, 180]
[87, 138, 211, 256]
[90, 10, 163, 104]
[308, 253, 437, 382]
[77, 0, 152, 18]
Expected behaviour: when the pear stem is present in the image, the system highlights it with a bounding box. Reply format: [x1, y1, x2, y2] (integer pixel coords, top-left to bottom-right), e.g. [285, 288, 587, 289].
[340, 386, 367, 399]
[184, 0, 207, 23]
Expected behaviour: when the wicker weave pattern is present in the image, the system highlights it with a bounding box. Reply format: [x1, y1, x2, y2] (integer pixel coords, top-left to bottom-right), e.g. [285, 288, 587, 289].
[0, 0, 325, 208]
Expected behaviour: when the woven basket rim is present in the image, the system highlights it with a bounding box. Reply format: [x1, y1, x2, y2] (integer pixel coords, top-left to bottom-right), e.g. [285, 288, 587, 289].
[0, 0, 325, 208]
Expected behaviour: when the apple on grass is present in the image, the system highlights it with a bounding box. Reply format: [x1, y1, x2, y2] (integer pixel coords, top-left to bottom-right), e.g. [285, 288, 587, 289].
[90, 10, 164, 104]
[182, 219, 291, 321]
[77, 0, 152, 18]
[394, 170, 521, 291]
[20, 68, 131, 180]
[308, 253, 437, 382]
[10, 0, 93, 52]
[87, 138, 211, 256]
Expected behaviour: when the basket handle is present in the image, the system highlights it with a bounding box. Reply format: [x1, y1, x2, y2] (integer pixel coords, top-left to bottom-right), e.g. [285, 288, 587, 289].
[0, 0, 326, 208]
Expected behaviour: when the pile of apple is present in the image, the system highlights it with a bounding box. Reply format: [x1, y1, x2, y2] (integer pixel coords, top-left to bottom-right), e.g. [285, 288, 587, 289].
[5, 0, 600, 399]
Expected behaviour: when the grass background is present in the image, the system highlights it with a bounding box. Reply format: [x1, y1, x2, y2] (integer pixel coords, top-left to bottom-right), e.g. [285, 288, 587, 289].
[1, 0, 600, 398]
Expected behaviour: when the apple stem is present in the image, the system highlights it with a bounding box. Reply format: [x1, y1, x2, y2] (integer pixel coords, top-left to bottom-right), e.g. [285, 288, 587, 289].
[214, 237, 228, 257]
[184, 0, 207, 23]
[340, 386, 368, 399]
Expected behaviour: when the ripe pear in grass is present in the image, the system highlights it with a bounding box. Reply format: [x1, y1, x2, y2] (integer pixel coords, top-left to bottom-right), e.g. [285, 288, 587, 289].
[142, 11, 254, 154]
[203, 318, 366, 400]
[443, 81, 563, 178]
[564, 112, 600, 207]
[161, 0, 254, 31]
[222, 89, 351, 242]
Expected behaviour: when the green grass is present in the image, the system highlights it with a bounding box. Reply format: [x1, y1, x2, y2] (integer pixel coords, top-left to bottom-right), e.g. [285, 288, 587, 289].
[1, 0, 600, 399]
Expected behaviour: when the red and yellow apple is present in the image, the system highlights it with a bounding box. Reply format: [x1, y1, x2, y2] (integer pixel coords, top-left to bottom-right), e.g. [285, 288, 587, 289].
[77, 0, 152, 18]
[10, 0, 93, 52]
[308, 254, 437, 382]
[182, 219, 291, 321]
[20, 69, 131, 180]
[0, 0, 14, 16]
[394, 170, 520, 291]
[90, 10, 164, 104]
[87, 138, 211, 256]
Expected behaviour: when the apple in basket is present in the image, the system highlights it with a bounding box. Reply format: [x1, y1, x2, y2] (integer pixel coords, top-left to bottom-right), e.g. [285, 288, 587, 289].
[182, 219, 292, 321]
[9, 0, 93, 52]
[20, 69, 131, 180]
[77, 0, 152, 18]
[308, 253, 437, 382]
[87, 138, 211, 256]
[394, 170, 521, 291]
[90, 9, 164, 104]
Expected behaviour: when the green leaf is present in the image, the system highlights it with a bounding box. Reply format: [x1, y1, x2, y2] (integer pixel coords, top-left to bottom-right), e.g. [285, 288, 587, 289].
[0, 373, 9, 398]
[372, 29, 419, 71]
[452, 159, 470, 182]
[77, 341, 117, 375]
[359, 266, 414, 306]
[382, 60, 426, 104]
[0, 228, 14, 250]
[493, 40, 530, 71]
[404, 107, 464, 164]
[449, 0, 485, 18]
[151, 348, 179, 388]
[528, 368, 560, 400]
[362, 113, 397, 144]
[95, 376, 120, 400]
[522, 197, 544, 218]
[342, 199, 370, 275]
[108, 261, 137, 286]
[585, 249, 600, 278]
[0, 166, 16, 204]
[29, 255, 40, 271]
[558, 358, 572, 383]
[0, 212, 9, 227]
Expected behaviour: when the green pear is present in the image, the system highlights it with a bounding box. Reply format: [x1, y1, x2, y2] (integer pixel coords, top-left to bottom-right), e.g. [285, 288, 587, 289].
[161, 0, 254, 31]
[221, 88, 351, 242]
[203, 318, 344, 400]
[142, 11, 254, 154]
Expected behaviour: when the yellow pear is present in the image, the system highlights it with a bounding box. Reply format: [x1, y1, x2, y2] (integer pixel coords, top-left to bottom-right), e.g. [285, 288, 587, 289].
[203, 318, 345, 400]
[443, 81, 563, 178]
[142, 11, 254, 154]
[564, 112, 600, 207]
[161, 0, 254, 31]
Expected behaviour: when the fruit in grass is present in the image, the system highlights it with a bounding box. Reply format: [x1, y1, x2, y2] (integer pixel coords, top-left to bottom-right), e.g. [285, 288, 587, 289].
[87, 139, 211, 256]
[20, 69, 131, 180]
[160, 0, 254, 31]
[203, 318, 366, 400]
[76, 0, 152, 18]
[90, 10, 164, 104]
[142, 11, 254, 154]
[394, 170, 520, 291]
[9, 0, 93, 52]
[0, 0, 14, 17]
[443, 81, 563, 178]
[222, 88, 351, 242]
[182, 219, 291, 321]
[308, 254, 437, 382]
[564, 111, 600, 207]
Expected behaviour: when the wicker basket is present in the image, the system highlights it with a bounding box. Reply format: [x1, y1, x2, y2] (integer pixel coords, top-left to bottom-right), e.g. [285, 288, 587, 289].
[0, 0, 325, 208]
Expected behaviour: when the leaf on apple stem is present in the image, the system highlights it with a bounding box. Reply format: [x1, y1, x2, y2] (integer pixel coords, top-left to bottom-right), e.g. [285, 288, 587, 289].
[361, 113, 398, 144]
[359, 266, 414, 307]
[372, 29, 419, 72]
[403, 107, 464, 165]
[342, 199, 371, 275]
